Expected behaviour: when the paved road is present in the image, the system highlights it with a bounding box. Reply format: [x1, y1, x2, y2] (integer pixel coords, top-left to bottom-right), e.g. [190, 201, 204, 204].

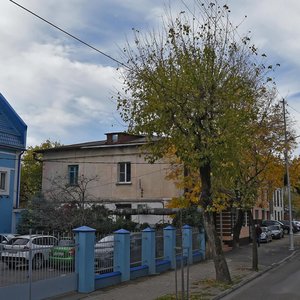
[221, 251, 300, 300]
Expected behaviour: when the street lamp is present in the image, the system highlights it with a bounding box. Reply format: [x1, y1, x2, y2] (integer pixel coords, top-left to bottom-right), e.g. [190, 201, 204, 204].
[282, 99, 294, 251]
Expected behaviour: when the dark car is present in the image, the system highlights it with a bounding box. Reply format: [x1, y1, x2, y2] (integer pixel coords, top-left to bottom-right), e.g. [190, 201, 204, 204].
[279, 220, 298, 233]
[262, 220, 285, 235]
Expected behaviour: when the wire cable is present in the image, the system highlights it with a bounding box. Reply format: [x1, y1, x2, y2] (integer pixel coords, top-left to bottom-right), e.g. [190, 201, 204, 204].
[8, 0, 129, 69]
[286, 103, 300, 115]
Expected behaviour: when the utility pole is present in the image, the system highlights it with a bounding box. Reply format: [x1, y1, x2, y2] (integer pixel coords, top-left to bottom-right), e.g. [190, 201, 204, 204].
[282, 99, 294, 251]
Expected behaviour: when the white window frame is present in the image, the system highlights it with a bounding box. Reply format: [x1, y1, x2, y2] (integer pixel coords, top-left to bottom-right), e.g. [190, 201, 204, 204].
[0, 168, 10, 195]
[117, 162, 131, 184]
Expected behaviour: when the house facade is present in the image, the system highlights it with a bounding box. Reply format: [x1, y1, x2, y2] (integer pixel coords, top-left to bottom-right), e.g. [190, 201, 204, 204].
[39, 131, 285, 247]
[39, 132, 182, 225]
[0, 94, 27, 233]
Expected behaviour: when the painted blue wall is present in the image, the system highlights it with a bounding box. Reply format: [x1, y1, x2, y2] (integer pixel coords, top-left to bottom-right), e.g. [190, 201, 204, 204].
[0, 93, 27, 233]
[0, 149, 17, 232]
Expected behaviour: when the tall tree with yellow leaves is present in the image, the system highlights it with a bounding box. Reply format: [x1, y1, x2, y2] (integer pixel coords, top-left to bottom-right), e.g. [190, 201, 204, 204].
[117, 1, 278, 283]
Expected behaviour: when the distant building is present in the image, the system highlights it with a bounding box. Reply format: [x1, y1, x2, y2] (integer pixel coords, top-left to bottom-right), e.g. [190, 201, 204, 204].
[270, 188, 285, 221]
[0, 93, 27, 232]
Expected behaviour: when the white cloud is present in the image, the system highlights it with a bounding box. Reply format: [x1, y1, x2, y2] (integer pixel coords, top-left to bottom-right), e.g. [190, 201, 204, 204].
[0, 1, 125, 146]
[1, 0, 300, 155]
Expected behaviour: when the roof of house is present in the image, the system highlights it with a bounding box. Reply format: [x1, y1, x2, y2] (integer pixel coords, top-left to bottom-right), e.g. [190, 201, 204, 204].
[37, 132, 159, 153]
[0, 93, 27, 150]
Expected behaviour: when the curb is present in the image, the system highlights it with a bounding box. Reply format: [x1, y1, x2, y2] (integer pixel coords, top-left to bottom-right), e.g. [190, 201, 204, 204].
[212, 249, 298, 300]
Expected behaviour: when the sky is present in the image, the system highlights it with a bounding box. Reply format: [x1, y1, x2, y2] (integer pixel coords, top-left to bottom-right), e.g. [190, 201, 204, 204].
[1, 0, 300, 154]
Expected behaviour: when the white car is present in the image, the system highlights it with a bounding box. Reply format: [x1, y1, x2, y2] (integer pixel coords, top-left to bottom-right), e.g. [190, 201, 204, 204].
[94, 236, 114, 259]
[260, 226, 272, 243]
[1, 234, 58, 269]
[0, 233, 19, 250]
[94, 235, 114, 273]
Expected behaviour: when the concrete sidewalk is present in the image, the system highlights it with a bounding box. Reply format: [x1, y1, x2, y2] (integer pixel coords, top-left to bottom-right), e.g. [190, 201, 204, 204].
[50, 234, 300, 300]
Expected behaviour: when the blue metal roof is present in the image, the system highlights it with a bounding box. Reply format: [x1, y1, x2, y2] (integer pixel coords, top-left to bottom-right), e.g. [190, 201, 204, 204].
[0, 93, 27, 150]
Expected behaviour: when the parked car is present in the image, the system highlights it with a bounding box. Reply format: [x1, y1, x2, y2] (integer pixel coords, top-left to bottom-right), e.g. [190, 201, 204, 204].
[267, 225, 284, 239]
[260, 226, 272, 243]
[292, 221, 300, 231]
[49, 238, 75, 269]
[94, 233, 142, 272]
[279, 220, 298, 233]
[0, 233, 18, 244]
[0, 234, 18, 250]
[262, 220, 285, 235]
[94, 235, 115, 272]
[1, 234, 58, 269]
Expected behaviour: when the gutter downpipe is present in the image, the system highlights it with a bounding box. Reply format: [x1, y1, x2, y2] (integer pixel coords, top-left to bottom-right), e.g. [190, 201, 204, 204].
[15, 150, 24, 209]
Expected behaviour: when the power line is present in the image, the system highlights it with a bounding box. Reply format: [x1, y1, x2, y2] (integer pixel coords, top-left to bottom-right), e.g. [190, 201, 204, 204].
[8, 0, 129, 69]
[286, 103, 300, 115]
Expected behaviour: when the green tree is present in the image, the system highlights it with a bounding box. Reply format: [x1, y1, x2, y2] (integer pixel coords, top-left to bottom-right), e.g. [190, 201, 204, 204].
[17, 195, 116, 234]
[230, 96, 295, 270]
[20, 140, 60, 207]
[117, 2, 276, 283]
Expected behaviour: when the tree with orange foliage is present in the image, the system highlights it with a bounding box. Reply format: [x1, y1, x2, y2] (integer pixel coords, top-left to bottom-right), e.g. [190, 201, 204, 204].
[230, 92, 295, 270]
[117, 1, 281, 283]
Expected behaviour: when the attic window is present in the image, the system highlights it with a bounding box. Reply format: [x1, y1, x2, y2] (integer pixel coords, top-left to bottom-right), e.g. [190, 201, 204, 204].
[112, 134, 118, 143]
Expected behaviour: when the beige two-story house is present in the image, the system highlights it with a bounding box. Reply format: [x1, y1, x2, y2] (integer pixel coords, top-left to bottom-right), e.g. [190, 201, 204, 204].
[38, 132, 182, 225]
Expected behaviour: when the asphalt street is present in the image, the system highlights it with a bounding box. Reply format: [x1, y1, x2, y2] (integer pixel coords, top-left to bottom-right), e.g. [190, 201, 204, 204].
[221, 251, 300, 300]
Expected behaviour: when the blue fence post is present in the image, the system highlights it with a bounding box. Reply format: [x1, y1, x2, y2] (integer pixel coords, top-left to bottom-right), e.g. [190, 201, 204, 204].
[199, 227, 206, 260]
[142, 227, 156, 274]
[73, 225, 96, 293]
[163, 225, 176, 269]
[182, 225, 193, 265]
[114, 229, 130, 282]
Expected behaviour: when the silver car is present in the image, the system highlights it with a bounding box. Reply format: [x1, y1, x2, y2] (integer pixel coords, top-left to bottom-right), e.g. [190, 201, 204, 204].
[260, 226, 272, 243]
[268, 225, 283, 239]
[1, 234, 58, 269]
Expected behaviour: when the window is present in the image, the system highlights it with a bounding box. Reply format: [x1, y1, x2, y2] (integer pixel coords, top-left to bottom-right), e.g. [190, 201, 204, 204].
[0, 171, 6, 190]
[0, 169, 9, 195]
[118, 162, 131, 183]
[112, 134, 118, 143]
[68, 165, 79, 186]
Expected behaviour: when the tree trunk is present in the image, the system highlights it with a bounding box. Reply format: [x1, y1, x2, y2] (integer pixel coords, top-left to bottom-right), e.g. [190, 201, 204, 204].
[249, 211, 258, 271]
[232, 210, 244, 248]
[203, 211, 232, 283]
[200, 161, 232, 283]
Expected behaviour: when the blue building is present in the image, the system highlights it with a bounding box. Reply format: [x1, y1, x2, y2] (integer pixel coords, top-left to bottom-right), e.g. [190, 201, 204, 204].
[0, 93, 27, 233]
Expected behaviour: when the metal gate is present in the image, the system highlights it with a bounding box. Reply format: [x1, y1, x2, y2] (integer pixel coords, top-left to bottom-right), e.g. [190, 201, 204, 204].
[0, 232, 77, 300]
